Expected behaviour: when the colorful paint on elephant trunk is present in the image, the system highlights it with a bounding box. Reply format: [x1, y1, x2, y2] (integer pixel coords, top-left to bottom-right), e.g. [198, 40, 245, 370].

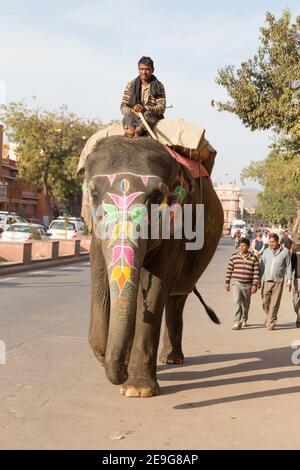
[108, 178, 144, 297]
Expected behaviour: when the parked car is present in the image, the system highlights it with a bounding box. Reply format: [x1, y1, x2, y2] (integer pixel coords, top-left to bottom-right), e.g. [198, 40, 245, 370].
[47, 219, 84, 240]
[56, 216, 85, 230]
[0, 212, 28, 230]
[1, 223, 51, 242]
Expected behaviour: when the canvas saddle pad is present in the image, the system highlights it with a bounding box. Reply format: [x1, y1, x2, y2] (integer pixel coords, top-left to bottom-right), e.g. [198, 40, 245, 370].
[77, 118, 216, 173]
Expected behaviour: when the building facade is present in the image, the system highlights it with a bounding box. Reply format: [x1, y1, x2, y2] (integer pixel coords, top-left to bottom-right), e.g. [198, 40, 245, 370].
[0, 125, 49, 223]
[214, 182, 244, 229]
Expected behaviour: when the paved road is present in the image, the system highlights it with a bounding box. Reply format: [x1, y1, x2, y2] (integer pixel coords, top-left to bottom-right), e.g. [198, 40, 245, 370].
[1, 239, 300, 450]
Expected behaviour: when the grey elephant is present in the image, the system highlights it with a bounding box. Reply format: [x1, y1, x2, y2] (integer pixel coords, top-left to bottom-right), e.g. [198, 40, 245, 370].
[80, 136, 223, 397]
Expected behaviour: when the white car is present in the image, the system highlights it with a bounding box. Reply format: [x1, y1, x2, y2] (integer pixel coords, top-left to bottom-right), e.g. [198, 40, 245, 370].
[48, 219, 84, 240]
[56, 217, 85, 230]
[1, 223, 50, 242]
[0, 212, 29, 230]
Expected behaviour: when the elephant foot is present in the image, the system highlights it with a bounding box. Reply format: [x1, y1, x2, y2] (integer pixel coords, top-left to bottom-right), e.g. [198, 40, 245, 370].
[159, 350, 184, 364]
[120, 378, 160, 398]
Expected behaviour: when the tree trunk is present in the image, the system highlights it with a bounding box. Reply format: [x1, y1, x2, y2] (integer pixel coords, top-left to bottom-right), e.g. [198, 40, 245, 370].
[292, 201, 300, 241]
[43, 160, 53, 221]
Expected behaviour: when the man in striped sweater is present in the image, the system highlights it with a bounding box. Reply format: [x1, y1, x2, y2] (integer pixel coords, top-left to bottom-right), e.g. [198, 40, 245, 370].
[120, 56, 166, 138]
[225, 238, 260, 330]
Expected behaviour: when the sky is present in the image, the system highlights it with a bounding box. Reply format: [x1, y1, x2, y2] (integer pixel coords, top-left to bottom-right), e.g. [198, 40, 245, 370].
[0, 0, 299, 187]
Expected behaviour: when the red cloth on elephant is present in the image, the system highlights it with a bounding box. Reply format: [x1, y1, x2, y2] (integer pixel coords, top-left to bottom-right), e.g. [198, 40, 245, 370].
[164, 146, 210, 180]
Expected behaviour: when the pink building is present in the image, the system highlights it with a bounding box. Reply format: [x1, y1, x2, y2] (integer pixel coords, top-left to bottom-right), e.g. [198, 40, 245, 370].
[214, 182, 244, 229]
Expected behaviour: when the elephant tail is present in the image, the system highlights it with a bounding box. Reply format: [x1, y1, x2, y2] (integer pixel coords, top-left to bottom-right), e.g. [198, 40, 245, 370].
[193, 287, 221, 324]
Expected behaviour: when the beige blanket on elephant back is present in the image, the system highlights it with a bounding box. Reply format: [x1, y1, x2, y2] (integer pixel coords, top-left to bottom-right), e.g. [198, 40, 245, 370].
[77, 118, 217, 174]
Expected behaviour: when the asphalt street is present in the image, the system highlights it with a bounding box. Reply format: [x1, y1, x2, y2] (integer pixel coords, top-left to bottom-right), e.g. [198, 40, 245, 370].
[1, 238, 300, 450]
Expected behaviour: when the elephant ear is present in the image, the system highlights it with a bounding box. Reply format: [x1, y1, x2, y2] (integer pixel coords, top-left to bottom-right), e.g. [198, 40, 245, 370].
[81, 179, 93, 233]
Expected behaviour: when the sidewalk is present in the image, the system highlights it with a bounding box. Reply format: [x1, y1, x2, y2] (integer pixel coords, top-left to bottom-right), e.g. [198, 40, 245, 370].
[0, 252, 89, 276]
[0, 237, 91, 276]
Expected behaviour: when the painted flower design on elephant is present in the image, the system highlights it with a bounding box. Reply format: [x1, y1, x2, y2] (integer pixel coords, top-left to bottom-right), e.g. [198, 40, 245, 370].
[83, 172, 188, 295]
[105, 177, 146, 295]
[110, 245, 134, 292]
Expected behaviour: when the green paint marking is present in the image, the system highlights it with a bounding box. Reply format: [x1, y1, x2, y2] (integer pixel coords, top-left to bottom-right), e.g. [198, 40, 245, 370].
[172, 186, 186, 203]
[103, 203, 118, 214]
[105, 213, 118, 227]
[131, 206, 147, 224]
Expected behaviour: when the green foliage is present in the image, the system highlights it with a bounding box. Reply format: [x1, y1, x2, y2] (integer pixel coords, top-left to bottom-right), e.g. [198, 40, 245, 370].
[215, 10, 300, 227]
[256, 191, 296, 225]
[29, 226, 42, 240]
[63, 216, 70, 229]
[0, 101, 103, 215]
[214, 11, 300, 133]
[241, 134, 300, 224]
[82, 223, 90, 236]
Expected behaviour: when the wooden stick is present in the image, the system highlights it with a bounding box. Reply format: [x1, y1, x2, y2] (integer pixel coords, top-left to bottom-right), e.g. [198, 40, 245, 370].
[138, 112, 158, 141]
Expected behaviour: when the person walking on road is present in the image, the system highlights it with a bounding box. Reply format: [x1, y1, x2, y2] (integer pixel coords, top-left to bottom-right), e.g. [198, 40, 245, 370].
[233, 230, 242, 250]
[292, 239, 300, 328]
[225, 238, 260, 330]
[260, 233, 292, 330]
[280, 229, 294, 255]
[262, 229, 269, 250]
[251, 231, 265, 258]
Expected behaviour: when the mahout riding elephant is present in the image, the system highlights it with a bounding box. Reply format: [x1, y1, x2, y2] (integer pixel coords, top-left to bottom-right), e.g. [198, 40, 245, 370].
[80, 136, 224, 397]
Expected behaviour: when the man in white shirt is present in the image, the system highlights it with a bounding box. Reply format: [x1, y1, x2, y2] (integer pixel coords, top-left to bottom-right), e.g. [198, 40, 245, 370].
[260, 233, 292, 330]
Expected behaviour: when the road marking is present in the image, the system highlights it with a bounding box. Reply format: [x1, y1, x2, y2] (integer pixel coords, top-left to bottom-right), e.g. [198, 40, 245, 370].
[58, 266, 78, 270]
[0, 277, 17, 282]
[26, 270, 51, 275]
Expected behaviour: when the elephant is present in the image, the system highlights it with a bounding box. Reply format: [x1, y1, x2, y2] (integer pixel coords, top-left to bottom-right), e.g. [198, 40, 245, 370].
[80, 135, 224, 397]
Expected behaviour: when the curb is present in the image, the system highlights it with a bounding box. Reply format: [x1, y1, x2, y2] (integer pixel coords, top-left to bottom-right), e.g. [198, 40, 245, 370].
[0, 253, 90, 277]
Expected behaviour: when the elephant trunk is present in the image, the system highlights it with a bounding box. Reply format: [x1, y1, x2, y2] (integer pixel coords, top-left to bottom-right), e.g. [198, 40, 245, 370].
[104, 282, 140, 385]
[103, 237, 145, 384]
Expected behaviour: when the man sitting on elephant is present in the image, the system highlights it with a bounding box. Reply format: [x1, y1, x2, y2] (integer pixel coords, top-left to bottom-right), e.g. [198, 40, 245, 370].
[120, 56, 166, 138]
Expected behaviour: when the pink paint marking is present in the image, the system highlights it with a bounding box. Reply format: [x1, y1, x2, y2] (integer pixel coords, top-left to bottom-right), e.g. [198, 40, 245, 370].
[107, 192, 144, 209]
[107, 174, 116, 185]
[141, 175, 149, 186]
[111, 245, 134, 267]
[122, 246, 134, 266]
[111, 246, 123, 265]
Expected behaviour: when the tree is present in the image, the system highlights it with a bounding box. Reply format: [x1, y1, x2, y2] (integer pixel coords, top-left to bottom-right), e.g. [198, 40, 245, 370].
[241, 134, 300, 228]
[214, 11, 300, 133]
[0, 102, 102, 217]
[214, 11, 300, 234]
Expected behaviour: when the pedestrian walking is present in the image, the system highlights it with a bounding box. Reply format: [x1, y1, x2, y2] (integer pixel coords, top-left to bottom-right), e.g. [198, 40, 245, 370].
[251, 231, 265, 258]
[292, 239, 300, 328]
[260, 233, 292, 330]
[262, 229, 269, 250]
[233, 230, 241, 250]
[225, 237, 259, 330]
[280, 229, 294, 255]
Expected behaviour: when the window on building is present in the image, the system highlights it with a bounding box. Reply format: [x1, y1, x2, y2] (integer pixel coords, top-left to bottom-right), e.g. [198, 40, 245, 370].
[0, 186, 7, 199]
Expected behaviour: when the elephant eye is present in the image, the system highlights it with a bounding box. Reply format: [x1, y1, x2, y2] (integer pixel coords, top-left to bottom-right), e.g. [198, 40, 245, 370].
[150, 190, 165, 206]
[92, 192, 100, 204]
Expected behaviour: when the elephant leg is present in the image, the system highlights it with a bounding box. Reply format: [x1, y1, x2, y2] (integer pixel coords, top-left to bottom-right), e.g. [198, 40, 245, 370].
[120, 270, 167, 398]
[159, 294, 188, 364]
[89, 236, 110, 365]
